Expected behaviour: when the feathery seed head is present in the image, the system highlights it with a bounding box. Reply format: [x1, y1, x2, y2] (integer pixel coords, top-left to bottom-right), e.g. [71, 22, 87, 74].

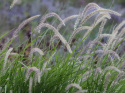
[3, 48, 13, 71]
[13, 15, 40, 38]
[94, 50, 120, 61]
[29, 77, 33, 93]
[36, 23, 72, 53]
[79, 7, 121, 27]
[29, 48, 44, 58]
[82, 3, 100, 18]
[66, 83, 82, 90]
[25, 67, 41, 83]
[104, 66, 122, 73]
[40, 12, 65, 26]
[10, 0, 22, 9]
[104, 72, 111, 88]
[68, 26, 90, 45]
[57, 15, 79, 30]
[114, 21, 125, 34]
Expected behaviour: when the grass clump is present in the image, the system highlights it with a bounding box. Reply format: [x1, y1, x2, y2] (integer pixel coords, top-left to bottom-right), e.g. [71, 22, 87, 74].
[0, 2, 125, 93]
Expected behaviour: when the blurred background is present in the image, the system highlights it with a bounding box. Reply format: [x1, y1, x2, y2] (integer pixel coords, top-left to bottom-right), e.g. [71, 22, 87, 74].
[1, 0, 125, 38]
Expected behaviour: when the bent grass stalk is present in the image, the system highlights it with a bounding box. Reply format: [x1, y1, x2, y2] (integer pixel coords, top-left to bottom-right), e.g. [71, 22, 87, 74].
[93, 13, 111, 27]
[57, 15, 79, 30]
[29, 77, 33, 93]
[74, 12, 83, 30]
[104, 66, 123, 73]
[103, 21, 125, 51]
[51, 15, 79, 43]
[39, 12, 65, 26]
[82, 71, 92, 81]
[94, 13, 109, 23]
[81, 13, 111, 41]
[29, 48, 44, 58]
[66, 83, 82, 90]
[111, 27, 125, 49]
[97, 33, 123, 45]
[82, 3, 101, 17]
[104, 72, 111, 89]
[10, 0, 21, 9]
[74, 3, 100, 29]
[13, 15, 40, 38]
[9, 53, 19, 56]
[81, 40, 104, 56]
[68, 26, 91, 45]
[94, 50, 120, 61]
[36, 23, 72, 53]
[80, 8, 121, 27]
[111, 72, 124, 86]
[25, 67, 41, 83]
[3, 48, 13, 71]
[113, 20, 125, 34]
[66, 83, 88, 93]
[98, 19, 107, 34]
[80, 14, 110, 55]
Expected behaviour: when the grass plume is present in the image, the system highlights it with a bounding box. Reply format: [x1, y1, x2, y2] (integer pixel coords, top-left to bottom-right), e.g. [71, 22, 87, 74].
[36, 23, 72, 53]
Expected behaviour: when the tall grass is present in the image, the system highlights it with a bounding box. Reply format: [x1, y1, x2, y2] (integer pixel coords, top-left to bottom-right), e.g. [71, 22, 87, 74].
[0, 2, 125, 93]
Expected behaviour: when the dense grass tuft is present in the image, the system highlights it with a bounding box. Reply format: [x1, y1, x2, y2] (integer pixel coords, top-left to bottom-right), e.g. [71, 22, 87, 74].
[0, 2, 125, 93]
